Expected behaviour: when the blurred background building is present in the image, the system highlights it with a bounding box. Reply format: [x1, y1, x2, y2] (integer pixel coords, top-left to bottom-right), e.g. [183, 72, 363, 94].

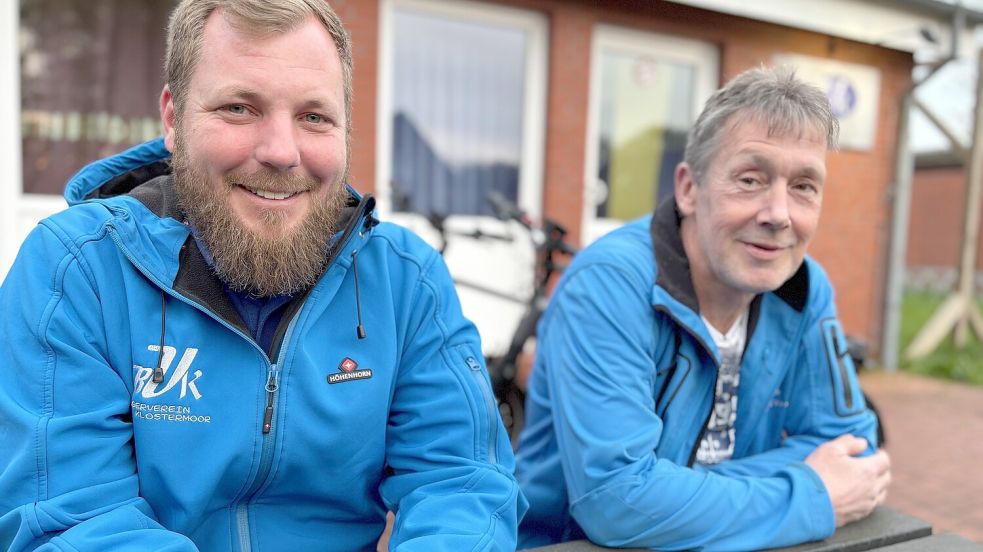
[2, 0, 981, 363]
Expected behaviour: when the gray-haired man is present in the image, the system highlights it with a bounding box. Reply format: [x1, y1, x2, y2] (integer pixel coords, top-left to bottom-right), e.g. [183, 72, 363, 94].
[516, 66, 890, 550]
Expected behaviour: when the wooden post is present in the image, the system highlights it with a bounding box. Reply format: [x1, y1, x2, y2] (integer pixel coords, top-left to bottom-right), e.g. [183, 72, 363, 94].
[905, 46, 983, 359]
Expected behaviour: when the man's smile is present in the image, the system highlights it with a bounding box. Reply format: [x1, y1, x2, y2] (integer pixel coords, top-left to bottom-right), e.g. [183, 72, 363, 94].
[242, 186, 302, 201]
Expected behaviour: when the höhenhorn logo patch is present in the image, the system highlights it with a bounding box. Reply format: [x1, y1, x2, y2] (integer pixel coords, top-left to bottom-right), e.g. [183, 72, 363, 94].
[328, 356, 373, 384]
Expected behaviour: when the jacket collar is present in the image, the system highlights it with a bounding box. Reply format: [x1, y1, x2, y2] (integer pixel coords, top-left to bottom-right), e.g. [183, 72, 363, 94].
[71, 138, 377, 342]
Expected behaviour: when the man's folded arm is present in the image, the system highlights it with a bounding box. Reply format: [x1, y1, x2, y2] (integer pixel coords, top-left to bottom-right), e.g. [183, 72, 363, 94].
[543, 265, 835, 551]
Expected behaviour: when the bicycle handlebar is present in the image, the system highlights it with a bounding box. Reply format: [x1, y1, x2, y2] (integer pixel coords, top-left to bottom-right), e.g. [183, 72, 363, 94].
[486, 190, 532, 228]
[485, 191, 577, 256]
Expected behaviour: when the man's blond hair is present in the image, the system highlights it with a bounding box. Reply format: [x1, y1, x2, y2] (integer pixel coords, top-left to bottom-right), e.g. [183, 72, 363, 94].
[165, 0, 353, 129]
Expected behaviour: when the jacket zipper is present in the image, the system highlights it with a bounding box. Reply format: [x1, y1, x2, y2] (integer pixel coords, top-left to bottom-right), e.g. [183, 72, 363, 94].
[109, 202, 372, 552]
[108, 228, 274, 552]
[234, 210, 373, 552]
[465, 355, 498, 465]
[686, 368, 718, 468]
[235, 310, 300, 552]
[653, 307, 721, 467]
[832, 331, 854, 409]
[262, 368, 280, 434]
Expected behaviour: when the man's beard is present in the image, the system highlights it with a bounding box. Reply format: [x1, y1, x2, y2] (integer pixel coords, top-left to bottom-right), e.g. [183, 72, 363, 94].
[171, 139, 349, 298]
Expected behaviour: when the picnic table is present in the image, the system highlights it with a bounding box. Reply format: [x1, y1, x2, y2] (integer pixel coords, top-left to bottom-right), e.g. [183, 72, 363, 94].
[525, 507, 982, 551]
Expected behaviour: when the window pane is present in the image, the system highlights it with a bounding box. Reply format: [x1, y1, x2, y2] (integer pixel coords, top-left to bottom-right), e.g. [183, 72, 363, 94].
[20, 0, 171, 195]
[595, 50, 694, 221]
[390, 8, 527, 216]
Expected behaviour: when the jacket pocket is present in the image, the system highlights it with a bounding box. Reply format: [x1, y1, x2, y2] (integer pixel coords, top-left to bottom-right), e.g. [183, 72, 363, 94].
[451, 344, 500, 465]
[820, 318, 864, 417]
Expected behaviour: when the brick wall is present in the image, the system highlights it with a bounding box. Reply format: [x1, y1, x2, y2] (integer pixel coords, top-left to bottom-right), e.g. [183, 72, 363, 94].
[335, 0, 914, 359]
[327, 0, 381, 196]
[908, 164, 978, 273]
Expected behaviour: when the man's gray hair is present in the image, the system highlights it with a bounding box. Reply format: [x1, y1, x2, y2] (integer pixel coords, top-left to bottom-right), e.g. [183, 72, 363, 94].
[165, 0, 353, 129]
[684, 65, 839, 181]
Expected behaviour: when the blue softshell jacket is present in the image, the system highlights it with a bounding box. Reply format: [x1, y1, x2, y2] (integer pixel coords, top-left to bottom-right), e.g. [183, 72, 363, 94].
[0, 138, 525, 551]
[515, 199, 880, 551]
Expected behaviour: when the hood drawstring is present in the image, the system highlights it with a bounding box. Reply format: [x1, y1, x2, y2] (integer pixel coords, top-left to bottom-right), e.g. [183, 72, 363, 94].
[152, 291, 167, 383]
[348, 206, 378, 341]
[351, 248, 366, 340]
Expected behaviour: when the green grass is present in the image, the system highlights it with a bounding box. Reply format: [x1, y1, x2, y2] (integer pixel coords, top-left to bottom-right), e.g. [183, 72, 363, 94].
[900, 291, 983, 385]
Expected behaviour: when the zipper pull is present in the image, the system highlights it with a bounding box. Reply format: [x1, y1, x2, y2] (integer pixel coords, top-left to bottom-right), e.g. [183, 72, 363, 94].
[262, 367, 280, 434]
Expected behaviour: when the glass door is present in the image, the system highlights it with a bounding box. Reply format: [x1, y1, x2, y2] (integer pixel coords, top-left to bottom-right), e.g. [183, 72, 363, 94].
[583, 25, 718, 243]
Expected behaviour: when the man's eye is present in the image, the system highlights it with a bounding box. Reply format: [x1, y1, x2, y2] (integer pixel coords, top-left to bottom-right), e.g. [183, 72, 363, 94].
[739, 177, 760, 187]
[304, 113, 324, 124]
[225, 104, 247, 115]
[793, 182, 818, 195]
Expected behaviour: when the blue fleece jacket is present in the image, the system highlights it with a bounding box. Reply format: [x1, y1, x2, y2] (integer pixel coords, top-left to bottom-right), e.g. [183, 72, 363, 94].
[0, 138, 525, 551]
[515, 200, 879, 551]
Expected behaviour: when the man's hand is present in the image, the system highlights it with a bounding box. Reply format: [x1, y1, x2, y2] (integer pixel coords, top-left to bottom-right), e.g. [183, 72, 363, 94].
[805, 434, 891, 527]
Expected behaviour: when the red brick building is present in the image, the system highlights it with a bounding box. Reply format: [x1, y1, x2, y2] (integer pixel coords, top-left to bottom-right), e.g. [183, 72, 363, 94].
[4, 0, 971, 360]
[332, 0, 920, 357]
[907, 154, 981, 289]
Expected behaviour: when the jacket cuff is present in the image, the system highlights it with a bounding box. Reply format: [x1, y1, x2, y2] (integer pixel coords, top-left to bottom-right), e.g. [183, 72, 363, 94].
[789, 462, 836, 539]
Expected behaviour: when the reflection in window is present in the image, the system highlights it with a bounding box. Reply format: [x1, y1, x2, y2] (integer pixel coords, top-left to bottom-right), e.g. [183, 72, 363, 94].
[20, 0, 172, 195]
[390, 8, 527, 216]
[595, 51, 694, 221]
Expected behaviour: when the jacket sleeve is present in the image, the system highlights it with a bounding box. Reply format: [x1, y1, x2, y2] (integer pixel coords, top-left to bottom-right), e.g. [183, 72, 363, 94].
[541, 263, 833, 551]
[0, 224, 198, 552]
[379, 250, 526, 552]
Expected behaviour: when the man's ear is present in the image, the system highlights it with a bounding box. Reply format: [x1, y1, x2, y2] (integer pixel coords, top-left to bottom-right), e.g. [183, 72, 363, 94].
[674, 162, 698, 216]
[160, 85, 177, 153]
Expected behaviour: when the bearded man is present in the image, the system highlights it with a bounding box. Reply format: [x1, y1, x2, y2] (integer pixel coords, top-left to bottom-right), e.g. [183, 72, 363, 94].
[0, 1, 524, 550]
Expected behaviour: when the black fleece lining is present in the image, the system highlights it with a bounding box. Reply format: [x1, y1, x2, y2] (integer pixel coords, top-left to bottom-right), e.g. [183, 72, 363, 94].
[174, 236, 250, 336]
[773, 263, 809, 312]
[123, 174, 247, 332]
[128, 174, 185, 221]
[86, 161, 172, 203]
[649, 196, 809, 315]
[651, 198, 700, 313]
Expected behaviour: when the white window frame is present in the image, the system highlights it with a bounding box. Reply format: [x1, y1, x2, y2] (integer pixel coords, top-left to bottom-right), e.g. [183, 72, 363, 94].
[375, 0, 547, 220]
[2, 0, 68, 280]
[582, 24, 719, 244]
[1, 0, 22, 279]
[375, 0, 549, 357]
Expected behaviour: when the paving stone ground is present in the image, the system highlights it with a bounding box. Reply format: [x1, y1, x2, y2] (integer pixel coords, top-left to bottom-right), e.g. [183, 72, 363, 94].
[860, 370, 983, 542]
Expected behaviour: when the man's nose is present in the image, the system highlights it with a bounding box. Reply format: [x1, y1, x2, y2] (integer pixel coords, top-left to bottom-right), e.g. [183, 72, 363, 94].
[758, 184, 791, 229]
[255, 115, 301, 171]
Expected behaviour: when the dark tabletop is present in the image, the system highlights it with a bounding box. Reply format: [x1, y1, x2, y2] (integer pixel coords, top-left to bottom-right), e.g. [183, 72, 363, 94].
[524, 507, 934, 552]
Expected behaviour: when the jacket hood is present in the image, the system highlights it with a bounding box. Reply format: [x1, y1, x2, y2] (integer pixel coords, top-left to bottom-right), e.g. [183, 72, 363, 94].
[65, 138, 173, 206]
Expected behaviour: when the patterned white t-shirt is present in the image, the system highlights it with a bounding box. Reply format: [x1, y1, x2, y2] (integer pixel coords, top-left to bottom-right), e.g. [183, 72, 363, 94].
[695, 307, 749, 465]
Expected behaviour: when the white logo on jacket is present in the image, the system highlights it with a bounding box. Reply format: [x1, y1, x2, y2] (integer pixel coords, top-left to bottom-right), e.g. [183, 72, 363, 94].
[133, 346, 203, 400]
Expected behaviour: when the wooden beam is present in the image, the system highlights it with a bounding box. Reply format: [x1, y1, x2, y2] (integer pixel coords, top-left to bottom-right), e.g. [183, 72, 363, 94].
[912, 95, 970, 161]
[906, 46, 983, 359]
